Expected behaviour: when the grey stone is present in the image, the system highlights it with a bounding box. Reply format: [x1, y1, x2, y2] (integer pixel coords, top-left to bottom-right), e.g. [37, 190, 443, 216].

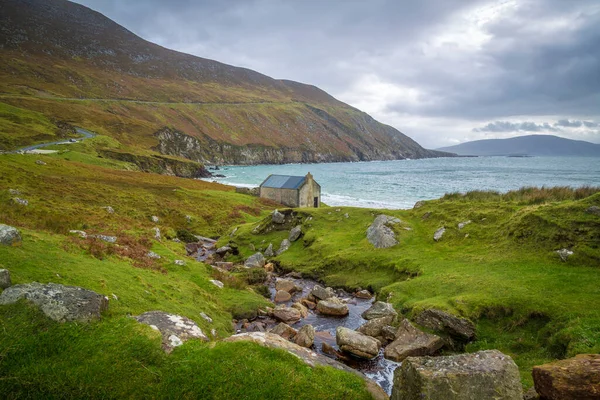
[215, 246, 232, 256]
[291, 302, 309, 318]
[185, 215, 193, 223]
[151, 215, 159, 223]
[272, 305, 302, 323]
[8, 189, 20, 195]
[310, 284, 336, 301]
[391, 350, 523, 400]
[69, 230, 87, 238]
[12, 197, 28, 206]
[147, 251, 161, 259]
[153, 227, 161, 240]
[135, 310, 208, 352]
[336, 326, 380, 359]
[289, 225, 303, 242]
[200, 312, 213, 323]
[92, 235, 117, 243]
[317, 297, 349, 316]
[103, 206, 115, 214]
[366, 214, 401, 248]
[244, 252, 265, 268]
[264, 243, 274, 257]
[357, 315, 395, 339]
[209, 279, 224, 289]
[295, 324, 315, 348]
[413, 200, 426, 209]
[0, 282, 108, 322]
[272, 209, 285, 224]
[556, 248, 574, 262]
[276, 239, 291, 255]
[458, 220, 472, 229]
[415, 308, 476, 343]
[174, 259, 185, 266]
[270, 322, 297, 340]
[433, 227, 446, 241]
[586, 205, 600, 216]
[0, 224, 22, 246]
[523, 387, 539, 400]
[384, 319, 444, 362]
[35, 160, 46, 165]
[362, 301, 398, 320]
[0, 269, 11, 289]
[275, 279, 301, 294]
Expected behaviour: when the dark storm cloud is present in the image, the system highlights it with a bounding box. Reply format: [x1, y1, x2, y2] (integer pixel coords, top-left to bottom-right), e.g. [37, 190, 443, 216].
[70, 0, 600, 147]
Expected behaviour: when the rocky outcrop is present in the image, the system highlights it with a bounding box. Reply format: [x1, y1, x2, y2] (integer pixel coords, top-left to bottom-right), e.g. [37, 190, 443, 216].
[135, 310, 208, 352]
[362, 301, 398, 320]
[99, 149, 212, 178]
[317, 297, 349, 316]
[294, 324, 315, 348]
[272, 305, 302, 323]
[289, 225, 303, 242]
[0, 269, 12, 289]
[336, 326, 380, 359]
[391, 350, 522, 400]
[532, 354, 600, 400]
[223, 332, 388, 400]
[244, 252, 265, 268]
[383, 319, 444, 362]
[0, 224, 21, 246]
[0, 282, 108, 322]
[415, 309, 476, 345]
[366, 215, 401, 249]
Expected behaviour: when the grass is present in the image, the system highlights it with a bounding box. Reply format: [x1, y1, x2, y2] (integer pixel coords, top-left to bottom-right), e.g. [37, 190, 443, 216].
[226, 189, 600, 387]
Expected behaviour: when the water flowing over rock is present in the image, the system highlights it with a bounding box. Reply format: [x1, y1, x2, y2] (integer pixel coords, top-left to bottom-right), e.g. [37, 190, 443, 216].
[367, 215, 401, 248]
[0, 224, 22, 246]
[362, 301, 398, 320]
[317, 297, 349, 316]
[135, 310, 208, 353]
[532, 354, 600, 400]
[289, 225, 303, 242]
[277, 239, 291, 255]
[0, 269, 12, 289]
[224, 332, 389, 400]
[244, 252, 265, 268]
[391, 350, 522, 400]
[433, 227, 446, 241]
[0, 282, 108, 322]
[272, 305, 302, 323]
[336, 326, 380, 359]
[272, 209, 285, 224]
[294, 324, 315, 348]
[383, 319, 444, 362]
[414, 309, 476, 344]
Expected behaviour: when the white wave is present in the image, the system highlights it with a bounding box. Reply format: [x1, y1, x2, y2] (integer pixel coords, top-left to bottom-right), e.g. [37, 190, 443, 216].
[322, 192, 412, 209]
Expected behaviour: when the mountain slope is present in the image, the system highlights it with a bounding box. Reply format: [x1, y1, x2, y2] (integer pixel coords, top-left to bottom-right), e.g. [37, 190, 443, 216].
[437, 135, 600, 157]
[0, 0, 451, 163]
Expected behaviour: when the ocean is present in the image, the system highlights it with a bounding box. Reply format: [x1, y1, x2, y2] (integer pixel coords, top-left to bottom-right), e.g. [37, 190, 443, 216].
[206, 157, 600, 209]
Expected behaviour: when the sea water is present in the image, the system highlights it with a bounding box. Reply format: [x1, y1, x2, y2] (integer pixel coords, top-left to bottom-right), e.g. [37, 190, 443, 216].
[207, 157, 600, 209]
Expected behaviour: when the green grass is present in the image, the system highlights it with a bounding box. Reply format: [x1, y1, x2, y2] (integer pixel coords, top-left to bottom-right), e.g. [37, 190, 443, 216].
[0, 102, 63, 150]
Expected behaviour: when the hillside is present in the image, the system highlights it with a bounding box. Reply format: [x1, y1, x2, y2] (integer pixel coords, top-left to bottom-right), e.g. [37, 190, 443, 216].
[437, 134, 600, 157]
[0, 0, 451, 164]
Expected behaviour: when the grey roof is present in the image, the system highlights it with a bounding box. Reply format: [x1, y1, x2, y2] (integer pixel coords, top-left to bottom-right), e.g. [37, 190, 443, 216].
[261, 175, 306, 190]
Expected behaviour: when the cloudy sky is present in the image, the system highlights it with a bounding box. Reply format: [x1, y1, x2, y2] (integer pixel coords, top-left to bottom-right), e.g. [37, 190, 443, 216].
[72, 0, 600, 148]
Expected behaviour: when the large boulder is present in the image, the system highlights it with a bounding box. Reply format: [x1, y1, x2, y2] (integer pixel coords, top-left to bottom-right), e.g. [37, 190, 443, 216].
[274, 290, 292, 303]
[291, 302, 309, 318]
[317, 297, 349, 316]
[362, 301, 398, 320]
[269, 322, 298, 340]
[310, 284, 336, 301]
[391, 350, 522, 400]
[277, 239, 291, 255]
[0, 224, 21, 246]
[532, 354, 600, 400]
[336, 326, 380, 359]
[135, 311, 208, 353]
[264, 243, 274, 257]
[366, 215, 401, 248]
[275, 279, 301, 294]
[0, 269, 11, 289]
[244, 252, 265, 268]
[294, 324, 315, 348]
[383, 319, 444, 362]
[289, 225, 303, 242]
[415, 309, 476, 344]
[433, 227, 446, 241]
[272, 209, 285, 224]
[0, 282, 108, 322]
[224, 332, 388, 400]
[357, 315, 395, 340]
[272, 305, 302, 323]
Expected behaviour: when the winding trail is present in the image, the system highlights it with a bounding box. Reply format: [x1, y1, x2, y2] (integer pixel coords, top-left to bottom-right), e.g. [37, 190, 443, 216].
[11, 127, 96, 153]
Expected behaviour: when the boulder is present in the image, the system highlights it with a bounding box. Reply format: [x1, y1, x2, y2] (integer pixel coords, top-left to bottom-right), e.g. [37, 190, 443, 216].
[92, 234, 117, 243]
[301, 298, 316, 310]
[362, 301, 398, 320]
[264, 243, 274, 257]
[310, 284, 336, 301]
[355, 289, 373, 299]
[244, 252, 265, 268]
[383, 319, 444, 362]
[0, 282, 108, 322]
[294, 324, 315, 348]
[532, 354, 600, 400]
[336, 326, 380, 359]
[433, 227, 446, 241]
[458, 220, 472, 229]
[35, 160, 46, 165]
[274, 290, 292, 303]
[0, 269, 12, 289]
[317, 297, 349, 316]
[289, 225, 303, 242]
[357, 315, 395, 339]
[277, 239, 291, 255]
[291, 302, 309, 318]
[224, 332, 388, 400]
[586, 205, 600, 216]
[272, 209, 285, 224]
[146, 251, 161, 259]
[0, 224, 22, 246]
[391, 350, 522, 400]
[215, 246, 232, 256]
[209, 279, 224, 289]
[8, 189, 20, 195]
[366, 215, 401, 248]
[272, 305, 302, 323]
[151, 215, 159, 223]
[275, 279, 301, 294]
[69, 230, 87, 238]
[556, 248, 574, 262]
[270, 322, 298, 340]
[135, 310, 208, 352]
[415, 308, 476, 343]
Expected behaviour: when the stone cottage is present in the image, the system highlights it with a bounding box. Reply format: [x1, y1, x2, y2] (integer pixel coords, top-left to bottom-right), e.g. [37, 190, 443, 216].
[259, 173, 321, 208]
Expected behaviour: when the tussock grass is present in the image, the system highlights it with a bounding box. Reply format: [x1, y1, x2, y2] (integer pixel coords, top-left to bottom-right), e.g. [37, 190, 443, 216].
[442, 186, 600, 204]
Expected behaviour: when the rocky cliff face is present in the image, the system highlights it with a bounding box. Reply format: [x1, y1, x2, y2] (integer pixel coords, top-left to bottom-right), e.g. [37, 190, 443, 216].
[0, 0, 453, 164]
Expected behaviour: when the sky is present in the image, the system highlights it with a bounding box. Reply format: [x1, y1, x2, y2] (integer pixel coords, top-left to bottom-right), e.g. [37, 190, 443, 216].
[71, 0, 600, 148]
